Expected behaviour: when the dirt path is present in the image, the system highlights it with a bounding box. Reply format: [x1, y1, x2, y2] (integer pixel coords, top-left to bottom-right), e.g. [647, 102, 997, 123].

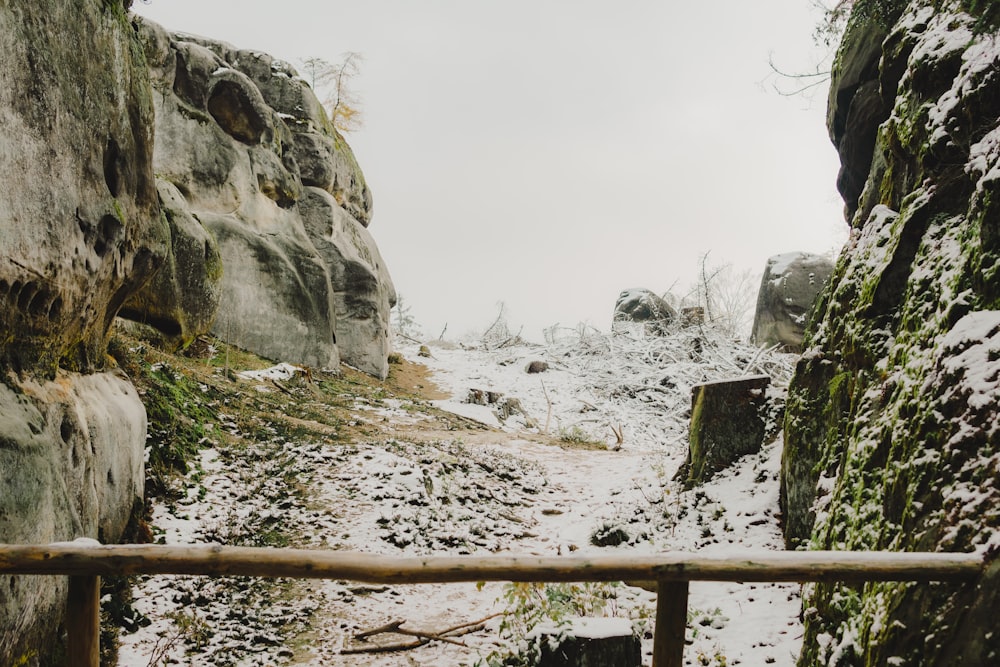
[116, 338, 801, 666]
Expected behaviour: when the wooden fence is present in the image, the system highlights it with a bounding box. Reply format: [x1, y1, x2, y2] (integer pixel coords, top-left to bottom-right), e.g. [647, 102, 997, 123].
[0, 543, 985, 667]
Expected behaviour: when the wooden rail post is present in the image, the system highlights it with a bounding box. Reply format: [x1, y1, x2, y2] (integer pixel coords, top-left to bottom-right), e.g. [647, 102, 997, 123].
[652, 580, 688, 667]
[67, 575, 100, 667]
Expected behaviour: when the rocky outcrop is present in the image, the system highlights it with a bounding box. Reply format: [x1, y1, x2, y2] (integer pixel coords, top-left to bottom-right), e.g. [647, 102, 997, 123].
[0, 2, 157, 663]
[750, 252, 834, 351]
[0, 2, 166, 376]
[612, 288, 676, 335]
[783, 2, 1000, 665]
[0, 373, 147, 661]
[132, 19, 395, 376]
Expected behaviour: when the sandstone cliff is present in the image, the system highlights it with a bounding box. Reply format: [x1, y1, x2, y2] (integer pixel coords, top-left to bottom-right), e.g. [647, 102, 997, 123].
[782, 2, 1000, 664]
[1, 3, 398, 662]
[0, 2, 158, 663]
[127, 19, 396, 378]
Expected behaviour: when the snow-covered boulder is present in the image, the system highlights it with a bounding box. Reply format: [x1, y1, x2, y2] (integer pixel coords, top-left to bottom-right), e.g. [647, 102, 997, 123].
[612, 288, 676, 335]
[784, 2, 1000, 664]
[750, 252, 833, 351]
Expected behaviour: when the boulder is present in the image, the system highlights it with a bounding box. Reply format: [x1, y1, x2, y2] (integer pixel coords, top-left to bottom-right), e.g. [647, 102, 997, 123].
[612, 288, 676, 335]
[785, 3, 1000, 664]
[201, 210, 340, 369]
[0, 372, 147, 664]
[750, 252, 834, 351]
[300, 187, 395, 378]
[0, 2, 157, 662]
[131, 18, 394, 376]
[685, 375, 770, 486]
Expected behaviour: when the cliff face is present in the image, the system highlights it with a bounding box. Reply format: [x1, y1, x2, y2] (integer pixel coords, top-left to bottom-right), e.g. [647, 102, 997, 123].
[0, 2, 166, 375]
[129, 19, 396, 378]
[0, 3, 398, 662]
[0, 2, 157, 663]
[783, 2, 1000, 665]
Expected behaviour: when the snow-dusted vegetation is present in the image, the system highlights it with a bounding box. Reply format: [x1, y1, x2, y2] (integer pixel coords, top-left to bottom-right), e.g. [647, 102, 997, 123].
[113, 319, 801, 666]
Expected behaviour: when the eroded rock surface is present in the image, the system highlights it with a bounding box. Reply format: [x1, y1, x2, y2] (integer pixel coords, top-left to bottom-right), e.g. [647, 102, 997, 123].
[784, 3, 1000, 664]
[751, 252, 834, 352]
[0, 2, 156, 663]
[130, 19, 395, 376]
[612, 288, 676, 335]
[0, 2, 166, 376]
[119, 180, 224, 349]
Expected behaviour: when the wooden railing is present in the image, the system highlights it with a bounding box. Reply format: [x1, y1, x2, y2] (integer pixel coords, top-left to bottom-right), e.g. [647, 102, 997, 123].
[0, 543, 985, 667]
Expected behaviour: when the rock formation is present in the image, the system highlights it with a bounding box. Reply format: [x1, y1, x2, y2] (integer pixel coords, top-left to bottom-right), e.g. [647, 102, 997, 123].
[783, 2, 1000, 664]
[0, 2, 160, 663]
[612, 288, 676, 335]
[118, 180, 224, 350]
[685, 375, 771, 487]
[750, 252, 834, 351]
[127, 19, 395, 377]
[1, 4, 399, 660]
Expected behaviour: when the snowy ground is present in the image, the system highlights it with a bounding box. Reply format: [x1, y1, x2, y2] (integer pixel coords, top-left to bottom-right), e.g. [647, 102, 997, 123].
[116, 324, 802, 666]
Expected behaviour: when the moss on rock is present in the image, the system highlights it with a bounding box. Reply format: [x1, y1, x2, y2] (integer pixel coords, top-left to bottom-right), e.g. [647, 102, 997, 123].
[786, 2, 1000, 664]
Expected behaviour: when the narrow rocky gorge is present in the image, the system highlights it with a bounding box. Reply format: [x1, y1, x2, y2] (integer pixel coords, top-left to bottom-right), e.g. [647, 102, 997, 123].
[2, 1, 1000, 666]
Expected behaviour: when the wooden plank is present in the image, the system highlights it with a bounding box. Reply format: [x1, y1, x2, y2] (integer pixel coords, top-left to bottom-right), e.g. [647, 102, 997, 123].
[653, 581, 688, 667]
[0, 544, 984, 584]
[67, 575, 100, 667]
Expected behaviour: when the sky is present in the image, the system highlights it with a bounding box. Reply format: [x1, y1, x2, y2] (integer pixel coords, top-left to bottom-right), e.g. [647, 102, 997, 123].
[134, 0, 848, 342]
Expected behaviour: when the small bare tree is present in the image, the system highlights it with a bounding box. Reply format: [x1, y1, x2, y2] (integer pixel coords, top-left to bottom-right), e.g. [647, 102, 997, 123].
[683, 254, 759, 340]
[298, 52, 364, 133]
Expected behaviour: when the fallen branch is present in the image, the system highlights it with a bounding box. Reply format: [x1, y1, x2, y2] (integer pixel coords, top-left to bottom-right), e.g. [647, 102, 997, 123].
[395, 331, 423, 345]
[270, 379, 294, 396]
[344, 613, 500, 655]
[341, 638, 426, 654]
[354, 619, 404, 640]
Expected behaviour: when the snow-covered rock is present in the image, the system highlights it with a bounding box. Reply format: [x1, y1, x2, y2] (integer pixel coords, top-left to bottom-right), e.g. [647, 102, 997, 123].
[751, 252, 834, 352]
[612, 288, 676, 335]
[785, 2, 1000, 664]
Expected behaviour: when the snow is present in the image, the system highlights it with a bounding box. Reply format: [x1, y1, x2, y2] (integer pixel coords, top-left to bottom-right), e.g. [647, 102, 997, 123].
[116, 325, 802, 666]
[768, 252, 806, 278]
[534, 615, 634, 640]
[237, 362, 305, 382]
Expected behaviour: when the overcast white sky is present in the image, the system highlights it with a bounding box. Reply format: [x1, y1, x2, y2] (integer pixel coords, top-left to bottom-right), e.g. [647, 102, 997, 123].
[135, 0, 847, 341]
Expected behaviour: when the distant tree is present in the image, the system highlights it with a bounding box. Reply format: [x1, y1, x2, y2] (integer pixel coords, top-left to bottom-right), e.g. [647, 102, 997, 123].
[679, 254, 759, 340]
[298, 52, 364, 133]
[392, 294, 423, 341]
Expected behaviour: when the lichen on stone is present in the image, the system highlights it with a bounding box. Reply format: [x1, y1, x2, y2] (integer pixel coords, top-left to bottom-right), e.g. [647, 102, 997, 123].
[785, 1, 1000, 664]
